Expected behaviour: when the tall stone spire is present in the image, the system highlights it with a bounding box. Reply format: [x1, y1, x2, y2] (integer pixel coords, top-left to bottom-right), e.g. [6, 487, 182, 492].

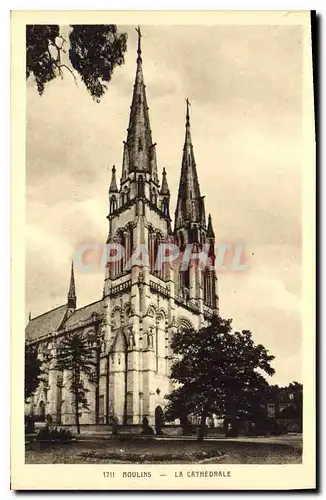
[174, 99, 204, 232]
[160, 167, 170, 195]
[67, 261, 76, 310]
[207, 213, 215, 238]
[121, 27, 158, 182]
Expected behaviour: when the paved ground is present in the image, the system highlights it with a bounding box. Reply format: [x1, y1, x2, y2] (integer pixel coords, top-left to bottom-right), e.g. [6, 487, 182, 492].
[25, 434, 302, 465]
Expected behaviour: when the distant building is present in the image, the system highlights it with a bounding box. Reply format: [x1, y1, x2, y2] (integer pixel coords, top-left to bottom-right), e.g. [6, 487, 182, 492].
[267, 383, 303, 422]
[25, 29, 219, 427]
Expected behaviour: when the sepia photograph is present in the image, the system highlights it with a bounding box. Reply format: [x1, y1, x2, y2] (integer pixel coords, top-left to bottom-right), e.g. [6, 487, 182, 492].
[11, 10, 315, 490]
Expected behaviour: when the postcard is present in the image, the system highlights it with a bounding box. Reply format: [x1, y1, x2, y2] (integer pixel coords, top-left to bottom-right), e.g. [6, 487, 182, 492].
[11, 10, 316, 490]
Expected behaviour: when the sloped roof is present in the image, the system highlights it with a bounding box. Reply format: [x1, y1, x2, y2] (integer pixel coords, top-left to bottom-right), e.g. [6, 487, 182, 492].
[26, 305, 67, 342]
[63, 300, 104, 329]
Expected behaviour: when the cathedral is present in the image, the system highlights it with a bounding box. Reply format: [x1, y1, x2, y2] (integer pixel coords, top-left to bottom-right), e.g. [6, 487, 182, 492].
[26, 29, 219, 428]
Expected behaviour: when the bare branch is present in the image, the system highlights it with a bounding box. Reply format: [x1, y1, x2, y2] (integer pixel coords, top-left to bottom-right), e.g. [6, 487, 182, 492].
[57, 64, 79, 87]
[49, 41, 62, 64]
[47, 44, 78, 87]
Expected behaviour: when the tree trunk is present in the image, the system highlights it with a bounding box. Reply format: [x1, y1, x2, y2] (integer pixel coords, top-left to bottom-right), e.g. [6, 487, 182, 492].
[75, 389, 80, 435]
[198, 413, 207, 442]
[231, 414, 239, 437]
[105, 354, 110, 424]
[123, 351, 128, 424]
[95, 340, 100, 425]
[223, 416, 229, 437]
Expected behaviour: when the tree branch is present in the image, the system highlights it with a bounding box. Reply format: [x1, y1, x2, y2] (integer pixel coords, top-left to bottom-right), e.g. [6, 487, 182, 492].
[57, 64, 79, 87]
[48, 50, 78, 87]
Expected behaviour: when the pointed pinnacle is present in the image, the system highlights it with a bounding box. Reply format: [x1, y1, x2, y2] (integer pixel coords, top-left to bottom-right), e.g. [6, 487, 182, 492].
[160, 167, 170, 195]
[68, 260, 76, 298]
[207, 213, 215, 237]
[109, 165, 118, 193]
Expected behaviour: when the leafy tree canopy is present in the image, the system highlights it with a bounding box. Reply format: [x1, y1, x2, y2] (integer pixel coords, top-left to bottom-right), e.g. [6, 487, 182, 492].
[165, 315, 275, 431]
[55, 332, 96, 434]
[25, 343, 42, 402]
[26, 24, 127, 101]
[55, 332, 95, 375]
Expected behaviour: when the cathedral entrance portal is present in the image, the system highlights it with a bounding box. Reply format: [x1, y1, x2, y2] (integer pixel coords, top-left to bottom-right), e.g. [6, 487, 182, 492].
[38, 400, 45, 422]
[155, 406, 164, 435]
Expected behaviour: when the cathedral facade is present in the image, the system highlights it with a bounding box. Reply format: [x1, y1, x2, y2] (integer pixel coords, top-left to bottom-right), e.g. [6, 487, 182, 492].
[26, 30, 219, 427]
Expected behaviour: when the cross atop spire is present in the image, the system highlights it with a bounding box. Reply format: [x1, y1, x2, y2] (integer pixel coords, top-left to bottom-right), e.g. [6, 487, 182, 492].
[186, 97, 191, 126]
[135, 26, 142, 63]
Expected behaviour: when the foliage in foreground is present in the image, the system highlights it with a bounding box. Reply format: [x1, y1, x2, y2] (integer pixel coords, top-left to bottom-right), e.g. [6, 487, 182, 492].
[35, 426, 76, 443]
[54, 332, 96, 435]
[79, 448, 224, 463]
[25, 343, 42, 402]
[26, 24, 127, 100]
[165, 315, 275, 441]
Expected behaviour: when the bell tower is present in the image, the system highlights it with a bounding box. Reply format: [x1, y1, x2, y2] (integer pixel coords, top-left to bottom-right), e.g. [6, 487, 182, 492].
[102, 27, 173, 425]
[174, 100, 219, 314]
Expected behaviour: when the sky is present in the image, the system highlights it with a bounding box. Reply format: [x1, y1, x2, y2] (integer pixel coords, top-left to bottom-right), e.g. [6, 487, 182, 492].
[26, 25, 303, 386]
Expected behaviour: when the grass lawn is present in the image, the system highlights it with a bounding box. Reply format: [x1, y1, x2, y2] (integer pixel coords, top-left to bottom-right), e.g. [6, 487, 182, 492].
[25, 435, 302, 465]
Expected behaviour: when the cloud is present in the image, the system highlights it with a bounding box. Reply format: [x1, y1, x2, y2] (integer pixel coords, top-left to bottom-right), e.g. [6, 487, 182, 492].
[26, 25, 302, 386]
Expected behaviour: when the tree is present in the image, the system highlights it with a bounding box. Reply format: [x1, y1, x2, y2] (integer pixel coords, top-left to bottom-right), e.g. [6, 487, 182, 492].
[165, 316, 275, 441]
[54, 332, 96, 435]
[26, 24, 127, 101]
[25, 343, 42, 403]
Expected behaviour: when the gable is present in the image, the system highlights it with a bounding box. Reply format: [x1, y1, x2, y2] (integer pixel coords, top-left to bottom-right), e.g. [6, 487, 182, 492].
[25, 305, 67, 342]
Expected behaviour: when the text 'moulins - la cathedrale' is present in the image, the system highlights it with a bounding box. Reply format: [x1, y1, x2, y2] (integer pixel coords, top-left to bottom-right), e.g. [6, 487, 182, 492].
[26, 29, 219, 427]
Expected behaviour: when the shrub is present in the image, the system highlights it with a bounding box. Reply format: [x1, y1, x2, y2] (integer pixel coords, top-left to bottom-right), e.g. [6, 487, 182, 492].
[25, 415, 35, 434]
[79, 448, 223, 463]
[269, 419, 287, 436]
[141, 416, 154, 436]
[35, 426, 76, 443]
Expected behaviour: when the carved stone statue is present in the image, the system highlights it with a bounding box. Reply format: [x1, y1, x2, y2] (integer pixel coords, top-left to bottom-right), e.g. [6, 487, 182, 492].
[128, 328, 135, 347]
[138, 270, 145, 291]
[147, 329, 154, 348]
[171, 316, 178, 328]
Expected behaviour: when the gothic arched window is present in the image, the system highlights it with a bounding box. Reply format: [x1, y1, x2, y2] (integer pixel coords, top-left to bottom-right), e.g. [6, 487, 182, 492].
[162, 198, 169, 218]
[110, 195, 117, 214]
[118, 232, 126, 276]
[148, 230, 164, 279]
[203, 268, 211, 307]
[125, 186, 130, 203]
[137, 175, 144, 197]
[151, 188, 157, 206]
[148, 229, 155, 273]
[179, 232, 185, 249]
[154, 236, 160, 275]
[178, 267, 190, 297]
